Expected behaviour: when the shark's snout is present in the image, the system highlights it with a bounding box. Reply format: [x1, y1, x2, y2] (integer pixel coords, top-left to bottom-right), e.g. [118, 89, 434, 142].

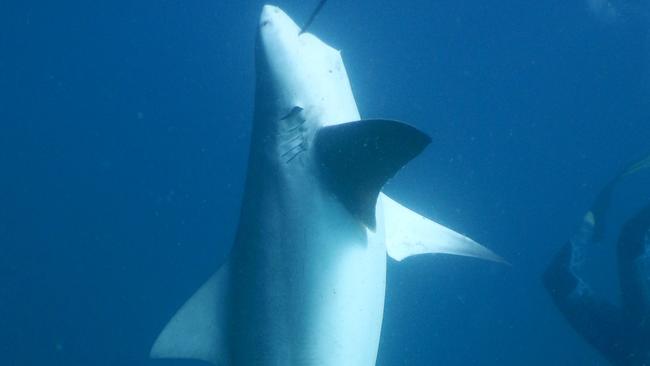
[259, 5, 295, 30]
[259, 4, 300, 37]
[259, 5, 279, 28]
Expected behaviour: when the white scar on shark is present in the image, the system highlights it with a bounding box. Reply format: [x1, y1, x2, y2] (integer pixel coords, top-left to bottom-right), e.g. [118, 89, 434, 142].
[150, 5, 505, 366]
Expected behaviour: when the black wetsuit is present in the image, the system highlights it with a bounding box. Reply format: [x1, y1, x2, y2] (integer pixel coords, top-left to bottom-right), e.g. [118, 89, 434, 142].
[544, 204, 650, 365]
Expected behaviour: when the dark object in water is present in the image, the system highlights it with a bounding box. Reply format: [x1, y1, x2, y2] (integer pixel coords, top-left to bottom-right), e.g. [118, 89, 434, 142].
[300, 0, 328, 34]
[543, 152, 650, 365]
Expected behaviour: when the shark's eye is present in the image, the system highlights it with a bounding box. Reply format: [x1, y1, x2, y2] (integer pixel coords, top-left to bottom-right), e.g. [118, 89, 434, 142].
[280, 106, 304, 121]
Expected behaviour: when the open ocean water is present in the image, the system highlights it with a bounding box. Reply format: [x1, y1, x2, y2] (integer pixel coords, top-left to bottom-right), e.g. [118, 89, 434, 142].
[1, 0, 650, 365]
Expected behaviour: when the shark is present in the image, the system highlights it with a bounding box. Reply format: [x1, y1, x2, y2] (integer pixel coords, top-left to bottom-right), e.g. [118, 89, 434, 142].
[150, 5, 504, 366]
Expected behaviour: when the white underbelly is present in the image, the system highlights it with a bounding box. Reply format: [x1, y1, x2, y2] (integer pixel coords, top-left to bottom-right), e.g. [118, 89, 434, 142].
[228, 195, 387, 365]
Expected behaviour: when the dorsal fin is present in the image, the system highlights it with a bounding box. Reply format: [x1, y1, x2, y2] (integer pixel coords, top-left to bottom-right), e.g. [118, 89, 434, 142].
[315, 119, 431, 229]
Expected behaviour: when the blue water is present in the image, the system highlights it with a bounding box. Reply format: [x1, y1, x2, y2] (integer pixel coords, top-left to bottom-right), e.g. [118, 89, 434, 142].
[2, 0, 649, 365]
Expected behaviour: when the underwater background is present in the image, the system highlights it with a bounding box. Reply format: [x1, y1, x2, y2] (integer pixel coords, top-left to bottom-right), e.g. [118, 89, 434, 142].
[2, 0, 650, 365]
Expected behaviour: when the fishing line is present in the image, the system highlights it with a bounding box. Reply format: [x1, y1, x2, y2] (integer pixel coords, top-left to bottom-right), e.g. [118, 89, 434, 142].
[300, 0, 328, 34]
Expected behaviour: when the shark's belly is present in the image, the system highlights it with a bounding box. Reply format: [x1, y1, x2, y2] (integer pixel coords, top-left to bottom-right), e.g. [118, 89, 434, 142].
[227, 198, 387, 365]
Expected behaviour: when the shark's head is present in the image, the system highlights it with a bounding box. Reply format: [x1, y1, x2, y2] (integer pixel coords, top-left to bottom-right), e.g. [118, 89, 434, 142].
[255, 5, 360, 129]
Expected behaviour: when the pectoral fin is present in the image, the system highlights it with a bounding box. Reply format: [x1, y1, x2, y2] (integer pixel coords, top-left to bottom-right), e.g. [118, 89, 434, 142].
[150, 262, 230, 365]
[380, 193, 506, 263]
[315, 119, 431, 230]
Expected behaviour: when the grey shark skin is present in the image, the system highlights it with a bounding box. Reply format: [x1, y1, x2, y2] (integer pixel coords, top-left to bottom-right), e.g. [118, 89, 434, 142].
[150, 5, 504, 366]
